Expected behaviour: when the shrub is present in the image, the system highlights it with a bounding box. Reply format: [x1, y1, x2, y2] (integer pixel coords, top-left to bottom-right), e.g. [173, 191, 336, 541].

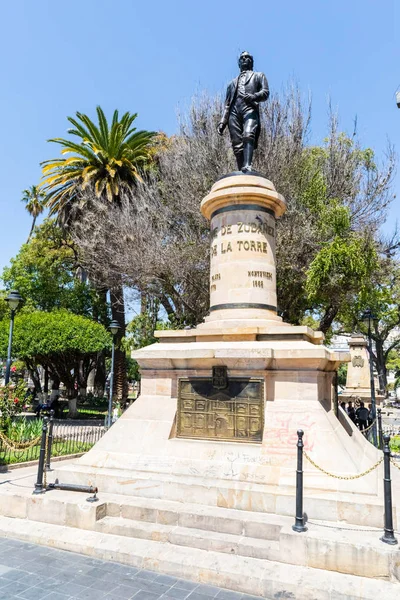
[0, 382, 27, 428]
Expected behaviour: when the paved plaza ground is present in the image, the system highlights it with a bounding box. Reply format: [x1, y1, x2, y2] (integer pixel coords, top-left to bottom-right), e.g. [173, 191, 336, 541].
[0, 538, 264, 600]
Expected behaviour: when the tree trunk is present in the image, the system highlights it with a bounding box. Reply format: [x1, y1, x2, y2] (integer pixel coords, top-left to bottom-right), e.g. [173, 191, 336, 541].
[68, 396, 78, 419]
[43, 367, 49, 402]
[87, 368, 96, 394]
[318, 304, 339, 335]
[110, 284, 128, 404]
[49, 373, 61, 405]
[27, 216, 37, 243]
[94, 351, 106, 397]
[78, 359, 88, 399]
[26, 362, 42, 399]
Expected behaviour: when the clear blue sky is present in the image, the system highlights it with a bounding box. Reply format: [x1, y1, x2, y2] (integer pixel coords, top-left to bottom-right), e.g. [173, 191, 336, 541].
[0, 0, 398, 274]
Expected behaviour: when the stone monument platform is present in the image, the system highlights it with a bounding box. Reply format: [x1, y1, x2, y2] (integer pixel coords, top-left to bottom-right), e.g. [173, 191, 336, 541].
[1, 174, 399, 597]
[55, 175, 399, 509]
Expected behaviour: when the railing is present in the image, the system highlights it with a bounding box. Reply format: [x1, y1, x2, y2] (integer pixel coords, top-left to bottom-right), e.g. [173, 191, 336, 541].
[293, 429, 398, 545]
[0, 415, 105, 466]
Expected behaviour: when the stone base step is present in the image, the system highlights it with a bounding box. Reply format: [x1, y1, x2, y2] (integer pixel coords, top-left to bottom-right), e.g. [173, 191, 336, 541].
[95, 516, 281, 561]
[56, 462, 389, 528]
[105, 493, 286, 540]
[0, 515, 398, 600]
[1, 481, 397, 583]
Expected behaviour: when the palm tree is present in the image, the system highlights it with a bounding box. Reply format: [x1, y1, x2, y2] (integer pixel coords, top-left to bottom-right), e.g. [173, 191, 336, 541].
[41, 106, 155, 224]
[21, 185, 46, 242]
[41, 106, 156, 402]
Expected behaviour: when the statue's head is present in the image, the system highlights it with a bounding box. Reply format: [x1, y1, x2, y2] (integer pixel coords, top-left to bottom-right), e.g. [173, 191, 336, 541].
[238, 51, 254, 71]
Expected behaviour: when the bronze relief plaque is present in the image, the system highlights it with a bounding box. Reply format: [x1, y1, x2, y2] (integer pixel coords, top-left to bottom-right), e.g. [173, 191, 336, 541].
[177, 378, 264, 443]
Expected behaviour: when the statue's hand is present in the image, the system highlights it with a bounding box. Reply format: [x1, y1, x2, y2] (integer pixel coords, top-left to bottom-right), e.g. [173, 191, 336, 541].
[243, 93, 256, 104]
[217, 123, 225, 136]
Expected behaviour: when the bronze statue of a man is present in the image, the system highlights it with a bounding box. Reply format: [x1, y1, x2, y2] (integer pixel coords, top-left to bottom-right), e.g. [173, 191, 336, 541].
[217, 51, 269, 172]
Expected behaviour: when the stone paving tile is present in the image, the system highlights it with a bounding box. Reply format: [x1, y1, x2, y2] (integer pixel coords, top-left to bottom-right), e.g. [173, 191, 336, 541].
[155, 575, 179, 586]
[0, 579, 15, 590]
[84, 567, 112, 580]
[53, 570, 81, 584]
[135, 570, 159, 582]
[1, 571, 27, 582]
[173, 581, 199, 592]
[18, 574, 47, 588]
[88, 579, 118, 593]
[111, 584, 142, 599]
[134, 580, 170, 595]
[73, 587, 108, 600]
[109, 575, 140, 588]
[51, 581, 87, 597]
[17, 586, 53, 600]
[35, 577, 64, 592]
[0, 581, 31, 597]
[185, 593, 212, 600]
[0, 539, 265, 600]
[70, 575, 97, 588]
[192, 584, 222, 598]
[131, 592, 160, 600]
[215, 591, 243, 600]
[160, 588, 192, 599]
[103, 586, 142, 600]
[43, 593, 72, 600]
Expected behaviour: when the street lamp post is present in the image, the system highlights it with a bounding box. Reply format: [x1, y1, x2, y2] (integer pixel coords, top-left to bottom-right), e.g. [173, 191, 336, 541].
[107, 320, 121, 428]
[361, 309, 378, 447]
[4, 291, 23, 385]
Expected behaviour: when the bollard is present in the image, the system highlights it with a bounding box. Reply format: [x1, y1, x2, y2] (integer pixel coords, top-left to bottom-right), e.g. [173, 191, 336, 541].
[33, 417, 48, 495]
[380, 434, 398, 545]
[292, 429, 307, 532]
[45, 410, 55, 471]
[377, 408, 383, 451]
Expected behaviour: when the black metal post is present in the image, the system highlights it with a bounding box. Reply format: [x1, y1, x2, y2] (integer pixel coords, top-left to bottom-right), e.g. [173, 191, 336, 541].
[4, 310, 15, 385]
[33, 417, 48, 494]
[366, 317, 378, 447]
[45, 410, 54, 471]
[292, 429, 307, 532]
[107, 336, 116, 428]
[380, 433, 398, 545]
[377, 408, 383, 450]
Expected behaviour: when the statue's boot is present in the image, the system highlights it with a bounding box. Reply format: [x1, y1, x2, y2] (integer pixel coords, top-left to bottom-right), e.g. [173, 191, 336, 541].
[235, 150, 244, 171]
[242, 139, 255, 172]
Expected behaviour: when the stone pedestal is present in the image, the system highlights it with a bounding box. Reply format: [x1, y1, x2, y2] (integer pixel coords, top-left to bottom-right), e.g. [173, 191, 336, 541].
[341, 334, 384, 405]
[201, 175, 285, 326]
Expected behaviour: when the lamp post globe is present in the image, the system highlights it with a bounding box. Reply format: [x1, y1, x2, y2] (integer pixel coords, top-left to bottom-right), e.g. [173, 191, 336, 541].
[107, 320, 121, 428]
[4, 290, 23, 385]
[5, 290, 23, 311]
[109, 320, 121, 336]
[361, 309, 378, 447]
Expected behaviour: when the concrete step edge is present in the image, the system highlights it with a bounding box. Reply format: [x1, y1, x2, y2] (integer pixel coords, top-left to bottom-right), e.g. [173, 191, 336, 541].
[0, 515, 398, 599]
[58, 462, 382, 503]
[95, 516, 281, 560]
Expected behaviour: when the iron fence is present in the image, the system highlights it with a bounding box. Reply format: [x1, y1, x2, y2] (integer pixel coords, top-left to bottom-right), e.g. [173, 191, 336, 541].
[0, 419, 105, 466]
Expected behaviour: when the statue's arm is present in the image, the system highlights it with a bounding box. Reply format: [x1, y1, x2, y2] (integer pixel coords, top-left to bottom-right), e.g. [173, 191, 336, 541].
[218, 84, 232, 134]
[253, 73, 270, 103]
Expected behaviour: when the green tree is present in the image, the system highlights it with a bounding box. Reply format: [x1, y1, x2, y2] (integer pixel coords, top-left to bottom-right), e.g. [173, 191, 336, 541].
[337, 259, 400, 393]
[41, 107, 156, 404]
[1, 219, 106, 316]
[21, 185, 46, 243]
[0, 311, 111, 417]
[41, 106, 156, 223]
